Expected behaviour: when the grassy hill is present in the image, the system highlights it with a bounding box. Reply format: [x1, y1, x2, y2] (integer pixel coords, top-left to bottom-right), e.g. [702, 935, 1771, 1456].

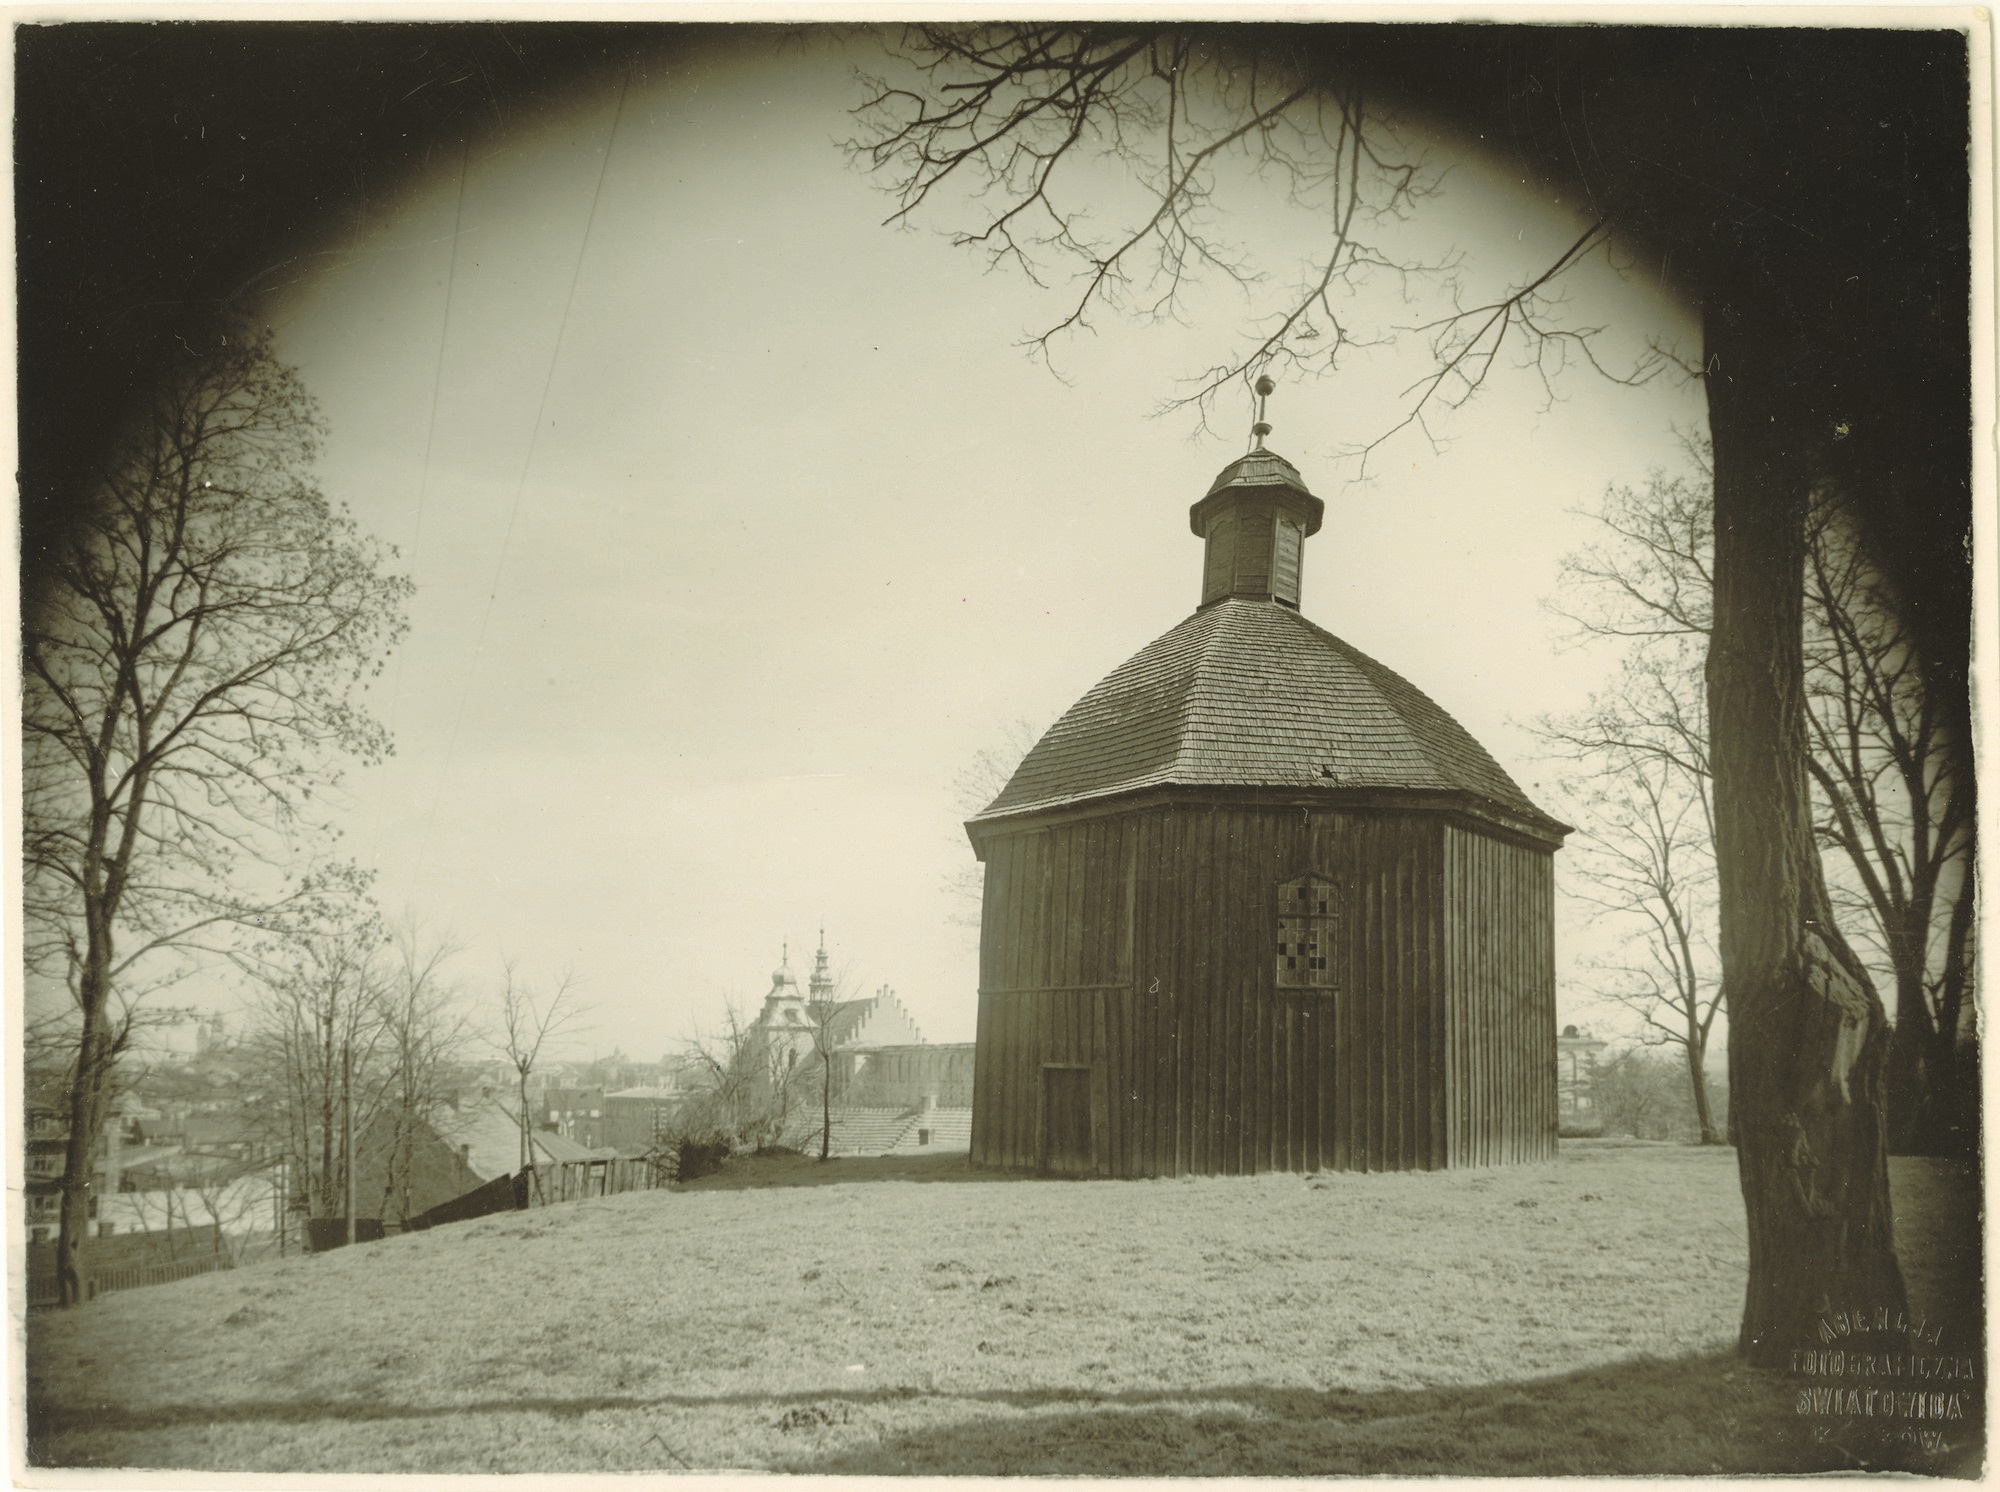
[27, 1142, 1981, 1476]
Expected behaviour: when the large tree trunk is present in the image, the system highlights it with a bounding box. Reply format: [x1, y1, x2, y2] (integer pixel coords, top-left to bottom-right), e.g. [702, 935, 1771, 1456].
[518, 1070, 531, 1172]
[318, 1019, 336, 1218]
[56, 927, 118, 1308]
[1891, 878, 1978, 1158]
[1873, 887, 1952, 1155]
[820, 1060, 832, 1163]
[1885, 972, 1940, 1155]
[1926, 880, 1979, 1158]
[56, 1013, 110, 1308]
[1704, 298, 1907, 1367]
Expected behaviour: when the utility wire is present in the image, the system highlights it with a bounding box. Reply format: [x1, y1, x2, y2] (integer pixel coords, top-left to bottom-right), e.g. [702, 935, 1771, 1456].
[367, 136, 472, 863]
[413, 68, 633, 882]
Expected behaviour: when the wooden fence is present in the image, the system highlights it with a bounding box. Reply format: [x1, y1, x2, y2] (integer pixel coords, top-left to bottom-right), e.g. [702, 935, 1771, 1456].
[26, 1252, 233, 1308]
[524, 1155, 661, 1205]
[31, 1157, 667, 1301]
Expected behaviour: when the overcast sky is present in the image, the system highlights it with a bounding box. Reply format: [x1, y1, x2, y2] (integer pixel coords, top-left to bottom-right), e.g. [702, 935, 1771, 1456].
[256, 28, 1706, 1059]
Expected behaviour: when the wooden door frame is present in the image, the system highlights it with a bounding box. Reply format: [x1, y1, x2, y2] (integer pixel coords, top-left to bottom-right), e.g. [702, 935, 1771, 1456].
[1037, 1062, 1095, 1176]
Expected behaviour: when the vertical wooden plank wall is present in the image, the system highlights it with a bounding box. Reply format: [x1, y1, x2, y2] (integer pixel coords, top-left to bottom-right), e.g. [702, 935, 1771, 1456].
[1443, 826, 1558, 1166]
[970, 816, 1137, 1172]
[977, 805, 1543, 1175]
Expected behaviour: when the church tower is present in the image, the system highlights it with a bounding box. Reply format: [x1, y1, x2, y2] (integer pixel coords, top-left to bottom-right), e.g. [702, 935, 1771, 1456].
[755, 946, 811, 1061]
[966, 385, 1569, 1176]
[807, 926, 836, 1008]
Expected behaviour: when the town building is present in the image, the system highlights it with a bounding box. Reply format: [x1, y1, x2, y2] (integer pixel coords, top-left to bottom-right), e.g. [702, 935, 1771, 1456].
[1556, 1023, 1610, 1136]
[127, 1007, 233, 1065]
[603, 1085, 685, 1152]
[967, 392, 1570, 1175]
[24, 1095, 172, 1244]
[536, 1087, 609, 1149]
[23, 1088, 288, 1271]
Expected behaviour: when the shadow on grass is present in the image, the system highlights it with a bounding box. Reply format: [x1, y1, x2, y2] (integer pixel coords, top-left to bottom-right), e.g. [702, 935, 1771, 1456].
[29, 1352, 1983, 1477]
[775, 1353, 1983, 1478]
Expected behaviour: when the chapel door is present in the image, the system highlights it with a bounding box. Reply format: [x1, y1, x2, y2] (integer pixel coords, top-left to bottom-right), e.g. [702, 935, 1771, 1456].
[1040, 1066, 1094, 1176]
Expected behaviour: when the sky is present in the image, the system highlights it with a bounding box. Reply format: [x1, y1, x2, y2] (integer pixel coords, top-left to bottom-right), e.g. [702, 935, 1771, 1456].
[250, 28, 1707, 1060]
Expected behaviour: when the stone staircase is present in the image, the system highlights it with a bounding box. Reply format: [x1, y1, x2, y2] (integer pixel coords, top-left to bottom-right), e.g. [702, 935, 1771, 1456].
[781, 1105, 973, 1157]
[889, 1107, 971, 1153]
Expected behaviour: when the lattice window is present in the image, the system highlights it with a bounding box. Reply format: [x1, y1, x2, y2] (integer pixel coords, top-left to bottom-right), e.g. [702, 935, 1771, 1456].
[1275, 875, 1340, 990]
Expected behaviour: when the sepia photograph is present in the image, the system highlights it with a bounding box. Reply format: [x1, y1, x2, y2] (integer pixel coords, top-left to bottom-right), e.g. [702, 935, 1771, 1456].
[11, 11, 1987, 1479]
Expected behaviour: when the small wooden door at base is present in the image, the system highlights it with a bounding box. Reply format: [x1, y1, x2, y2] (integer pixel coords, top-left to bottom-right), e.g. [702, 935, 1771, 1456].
[1041, 1066, 1093, 1176]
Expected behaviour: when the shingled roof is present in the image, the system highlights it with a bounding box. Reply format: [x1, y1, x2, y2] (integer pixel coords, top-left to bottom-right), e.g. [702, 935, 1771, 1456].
[1203, 448, 1311, 498]
[975, 598, 1562, 830]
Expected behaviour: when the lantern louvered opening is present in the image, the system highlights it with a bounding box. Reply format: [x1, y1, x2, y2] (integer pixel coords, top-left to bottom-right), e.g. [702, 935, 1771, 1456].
[1273, 518, 1303, 605]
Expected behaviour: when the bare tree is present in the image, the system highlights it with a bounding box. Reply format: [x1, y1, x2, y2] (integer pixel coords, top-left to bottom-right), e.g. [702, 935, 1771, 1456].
[246, 916, 394, 1229]
[681, 1001, 807, 1155]
[114, 1175, 195, 1262]
[1542, 451, 1714, 786]
[372, 921, 472, 1223]
[681, 1004, 760, 1147]
[1538, 456, 1720, 1140]
[183, 1162, 279, 1266]
[788, 997, 843, 1164]
[21, 323, 408, 1304]
[119, 1160, 273, 1267]
[1803, 495, 1977, 1155]
[747, 1025, 804, 1155]
[945, 719, 1041, 927]
[493, 963, 585, 1197]
[800, 960, 865, 1163]
[1592, 1047, 1726, 1144]
[1548, 453, 1975, 1157]
[1553, 757, 1724, 1144]
[1545, 432, 1963, 1349]
[852, 27, 1654, 462]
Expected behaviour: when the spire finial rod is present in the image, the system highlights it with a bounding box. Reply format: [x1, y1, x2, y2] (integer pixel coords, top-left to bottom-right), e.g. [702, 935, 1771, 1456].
[1250, 373, 1275, 451]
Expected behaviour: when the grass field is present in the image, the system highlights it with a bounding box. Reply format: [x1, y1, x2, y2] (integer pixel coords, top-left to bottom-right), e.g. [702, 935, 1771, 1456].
[25, 1142, 1982, 1476]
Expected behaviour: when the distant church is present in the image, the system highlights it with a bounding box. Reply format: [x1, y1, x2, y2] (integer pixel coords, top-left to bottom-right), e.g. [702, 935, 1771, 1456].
[753, 935, 928, 1065]
[749, 933, 975, 1153]
[966, 388, 1570, 1176]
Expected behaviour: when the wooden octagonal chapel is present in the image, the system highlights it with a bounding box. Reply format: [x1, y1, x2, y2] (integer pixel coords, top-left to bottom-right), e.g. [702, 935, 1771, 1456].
[966, 406, 1571, 1176]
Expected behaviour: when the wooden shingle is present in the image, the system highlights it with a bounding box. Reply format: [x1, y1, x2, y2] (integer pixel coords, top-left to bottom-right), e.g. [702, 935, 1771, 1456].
[977, 598, 1560, 829]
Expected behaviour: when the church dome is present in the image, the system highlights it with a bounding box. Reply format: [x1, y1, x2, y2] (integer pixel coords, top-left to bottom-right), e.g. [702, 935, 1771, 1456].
[1203, 447, 1312, 498]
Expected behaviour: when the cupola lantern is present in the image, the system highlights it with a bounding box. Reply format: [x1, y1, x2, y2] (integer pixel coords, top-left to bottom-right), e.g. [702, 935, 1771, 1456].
[1188, 377, 1325, 609]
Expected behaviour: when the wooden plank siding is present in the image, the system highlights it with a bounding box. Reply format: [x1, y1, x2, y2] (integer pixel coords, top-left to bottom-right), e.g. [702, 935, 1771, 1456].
[1442, 825, 1559, 1166]
[974, 801, 1551, 1175]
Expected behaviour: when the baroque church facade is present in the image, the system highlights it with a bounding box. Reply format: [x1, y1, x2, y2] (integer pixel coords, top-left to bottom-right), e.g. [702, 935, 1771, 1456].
[747, 934, 975, 1152]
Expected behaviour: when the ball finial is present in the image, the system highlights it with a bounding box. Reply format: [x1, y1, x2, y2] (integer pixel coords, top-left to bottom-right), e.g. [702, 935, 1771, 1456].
[1250, 373, 1276, 449]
